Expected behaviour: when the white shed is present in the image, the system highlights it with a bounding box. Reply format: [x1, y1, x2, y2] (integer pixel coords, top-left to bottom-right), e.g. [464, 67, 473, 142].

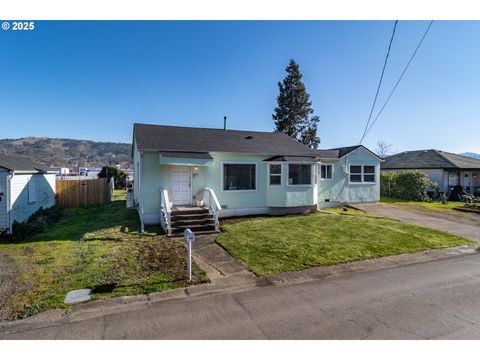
[0, 155, 56, 234]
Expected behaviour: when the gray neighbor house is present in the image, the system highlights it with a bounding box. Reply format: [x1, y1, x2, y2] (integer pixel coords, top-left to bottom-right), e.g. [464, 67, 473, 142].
[381, 149, 480, 195]
[0, 155, 57, 234]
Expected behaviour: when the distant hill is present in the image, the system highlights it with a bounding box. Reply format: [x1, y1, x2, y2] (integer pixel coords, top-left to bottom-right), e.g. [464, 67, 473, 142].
[460, 152, 480, 160]
[0, 137, 132, 168]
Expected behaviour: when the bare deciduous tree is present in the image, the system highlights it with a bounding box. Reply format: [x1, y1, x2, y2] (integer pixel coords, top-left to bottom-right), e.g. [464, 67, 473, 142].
[375, 140, 393, 158]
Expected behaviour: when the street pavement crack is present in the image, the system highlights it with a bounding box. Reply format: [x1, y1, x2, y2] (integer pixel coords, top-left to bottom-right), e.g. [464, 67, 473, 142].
[231, 294, 270, 339]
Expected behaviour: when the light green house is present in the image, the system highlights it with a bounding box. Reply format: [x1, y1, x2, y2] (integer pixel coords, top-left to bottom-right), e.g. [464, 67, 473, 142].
[132, 123, 382, 235]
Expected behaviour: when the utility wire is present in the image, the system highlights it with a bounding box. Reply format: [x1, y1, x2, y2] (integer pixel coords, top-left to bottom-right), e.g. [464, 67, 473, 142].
[362, 20, 434, 141]
[359, 20, 398, 145]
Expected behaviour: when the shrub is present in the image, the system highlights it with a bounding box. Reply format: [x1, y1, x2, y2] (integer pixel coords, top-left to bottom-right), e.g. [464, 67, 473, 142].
[381, 171, 438, 201]
[98, 165, 126, 189]
[9, 207, 63, 241]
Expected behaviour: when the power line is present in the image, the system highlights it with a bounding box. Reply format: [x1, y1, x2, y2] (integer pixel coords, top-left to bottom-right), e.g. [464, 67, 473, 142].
[359, 20, 398, 145]
[362, 20, 434, 141]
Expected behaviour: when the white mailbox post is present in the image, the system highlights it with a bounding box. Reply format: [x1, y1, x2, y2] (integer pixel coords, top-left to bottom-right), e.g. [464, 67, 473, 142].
[184, 229, 196, 281]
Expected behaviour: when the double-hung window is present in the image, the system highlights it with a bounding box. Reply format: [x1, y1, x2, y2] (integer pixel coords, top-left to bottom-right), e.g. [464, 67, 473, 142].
[320, 164, 333, 180]
[269, 164, 282, 186]
[288, 164, 312, 185]
[349, 165, 376, 184]
[363, 166, 376, 183]
[223, 163, 256, 191]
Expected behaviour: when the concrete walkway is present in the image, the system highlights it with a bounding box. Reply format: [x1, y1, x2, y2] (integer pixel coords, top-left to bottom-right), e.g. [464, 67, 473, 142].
[184, 234, 259, 289]
[353, 203, 480, 242]
[191, 234, 254, 277]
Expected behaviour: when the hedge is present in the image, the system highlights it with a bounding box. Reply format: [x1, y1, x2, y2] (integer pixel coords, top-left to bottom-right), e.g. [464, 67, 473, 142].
[381, 171, 438, 201]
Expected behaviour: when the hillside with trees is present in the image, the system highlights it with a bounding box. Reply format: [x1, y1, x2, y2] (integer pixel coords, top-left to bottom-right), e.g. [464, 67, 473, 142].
[0, 137, 132, 168]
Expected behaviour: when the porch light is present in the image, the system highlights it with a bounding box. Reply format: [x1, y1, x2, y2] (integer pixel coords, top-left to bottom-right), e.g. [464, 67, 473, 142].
[193, 167, 199, 171]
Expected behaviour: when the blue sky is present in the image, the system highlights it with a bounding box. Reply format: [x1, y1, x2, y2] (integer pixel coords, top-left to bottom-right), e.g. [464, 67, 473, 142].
[1, 20, 479, 153]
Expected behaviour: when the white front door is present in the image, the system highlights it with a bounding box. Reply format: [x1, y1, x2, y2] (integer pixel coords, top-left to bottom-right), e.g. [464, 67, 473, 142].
[170, 166, 192, 205]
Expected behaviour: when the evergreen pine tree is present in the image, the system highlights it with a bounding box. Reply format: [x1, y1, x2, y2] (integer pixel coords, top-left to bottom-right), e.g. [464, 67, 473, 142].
[273, 59, 320, 148]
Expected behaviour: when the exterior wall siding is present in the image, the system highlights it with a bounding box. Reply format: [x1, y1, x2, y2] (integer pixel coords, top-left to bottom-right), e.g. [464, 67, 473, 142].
[133, 141, 141, 205]
[318, 148, 380, 208]
[138, 148, 381, 224]
[0, 171, 7, 228]
[10, 173, 56, 225]
[425, 169, 445, 192]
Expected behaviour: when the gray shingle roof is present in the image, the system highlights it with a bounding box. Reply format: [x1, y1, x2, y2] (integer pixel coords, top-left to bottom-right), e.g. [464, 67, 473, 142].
[159, 151, 213, 159]
[133, 123, 319, 156]
[0, 154, 49, 172]
[314, 145, 381, 160]
[312, 149, 340, 159]
[329, 145, 363, 158]
[382, 149, 480, 170]
[264, 155, 318, 163]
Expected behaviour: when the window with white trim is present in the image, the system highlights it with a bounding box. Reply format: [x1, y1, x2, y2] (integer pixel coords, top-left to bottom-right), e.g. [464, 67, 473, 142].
[349, 165, 376, 184]
[288, 164, 312, 185]
[223, 163, 256, 191]
[363, 165, 376, 183]
[269, 164, 282, 186]
[28, 176, 36, 203]
[320, 164, 333, 180]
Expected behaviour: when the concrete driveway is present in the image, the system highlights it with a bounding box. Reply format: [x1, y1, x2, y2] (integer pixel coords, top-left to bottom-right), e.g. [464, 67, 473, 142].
[353, 203, 480, 242]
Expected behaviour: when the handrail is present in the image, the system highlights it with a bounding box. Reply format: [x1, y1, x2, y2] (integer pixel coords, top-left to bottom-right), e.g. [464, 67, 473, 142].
[160, 188, 172, 235]
[203, 187, 222, 231]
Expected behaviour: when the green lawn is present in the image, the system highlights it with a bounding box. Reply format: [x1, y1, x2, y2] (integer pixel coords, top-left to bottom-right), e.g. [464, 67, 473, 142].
[380, 197, 463, 211]
[217, 208, 473, 276]
[0, 190, 207, 320]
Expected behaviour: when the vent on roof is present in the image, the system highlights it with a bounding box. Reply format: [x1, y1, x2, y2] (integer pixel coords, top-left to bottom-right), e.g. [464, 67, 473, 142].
[245, 136, 253, 140]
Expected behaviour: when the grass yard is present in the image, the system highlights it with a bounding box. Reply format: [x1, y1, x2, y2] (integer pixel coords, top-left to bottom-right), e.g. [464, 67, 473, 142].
[217, 208, 473, 276]
[0, 190, 207, 320]
[380, 197, 463, 211]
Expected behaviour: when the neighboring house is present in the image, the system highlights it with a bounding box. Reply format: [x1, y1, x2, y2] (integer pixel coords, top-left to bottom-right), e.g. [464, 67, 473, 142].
[0, 155, 56, 234]
[132, 123, 381, 235]
[381, 149, 480, 194]
[51, 167, 70, 176]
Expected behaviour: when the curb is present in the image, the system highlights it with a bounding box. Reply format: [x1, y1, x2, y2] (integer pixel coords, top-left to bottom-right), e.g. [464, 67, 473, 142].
[1, 244, 479, 335]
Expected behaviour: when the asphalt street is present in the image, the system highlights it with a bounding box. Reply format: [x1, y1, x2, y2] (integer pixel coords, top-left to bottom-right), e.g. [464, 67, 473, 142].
[2, 253, 480, 339]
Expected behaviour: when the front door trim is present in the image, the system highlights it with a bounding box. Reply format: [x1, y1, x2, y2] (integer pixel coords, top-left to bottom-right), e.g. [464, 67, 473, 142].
[169, 165, 192, 206]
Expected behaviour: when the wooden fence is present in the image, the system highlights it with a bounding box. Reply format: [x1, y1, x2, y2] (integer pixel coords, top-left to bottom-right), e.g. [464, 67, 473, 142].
[56, 178, 113, 208]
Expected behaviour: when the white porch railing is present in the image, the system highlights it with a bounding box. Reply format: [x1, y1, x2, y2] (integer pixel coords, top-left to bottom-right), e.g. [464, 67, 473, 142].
[202, 187, 222, 231]
[160, 188, 172, 236]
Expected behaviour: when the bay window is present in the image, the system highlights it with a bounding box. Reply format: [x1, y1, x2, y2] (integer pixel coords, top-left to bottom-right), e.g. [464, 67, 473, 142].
[269, 164, 282, 186]
[288, 164, 312, 185]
